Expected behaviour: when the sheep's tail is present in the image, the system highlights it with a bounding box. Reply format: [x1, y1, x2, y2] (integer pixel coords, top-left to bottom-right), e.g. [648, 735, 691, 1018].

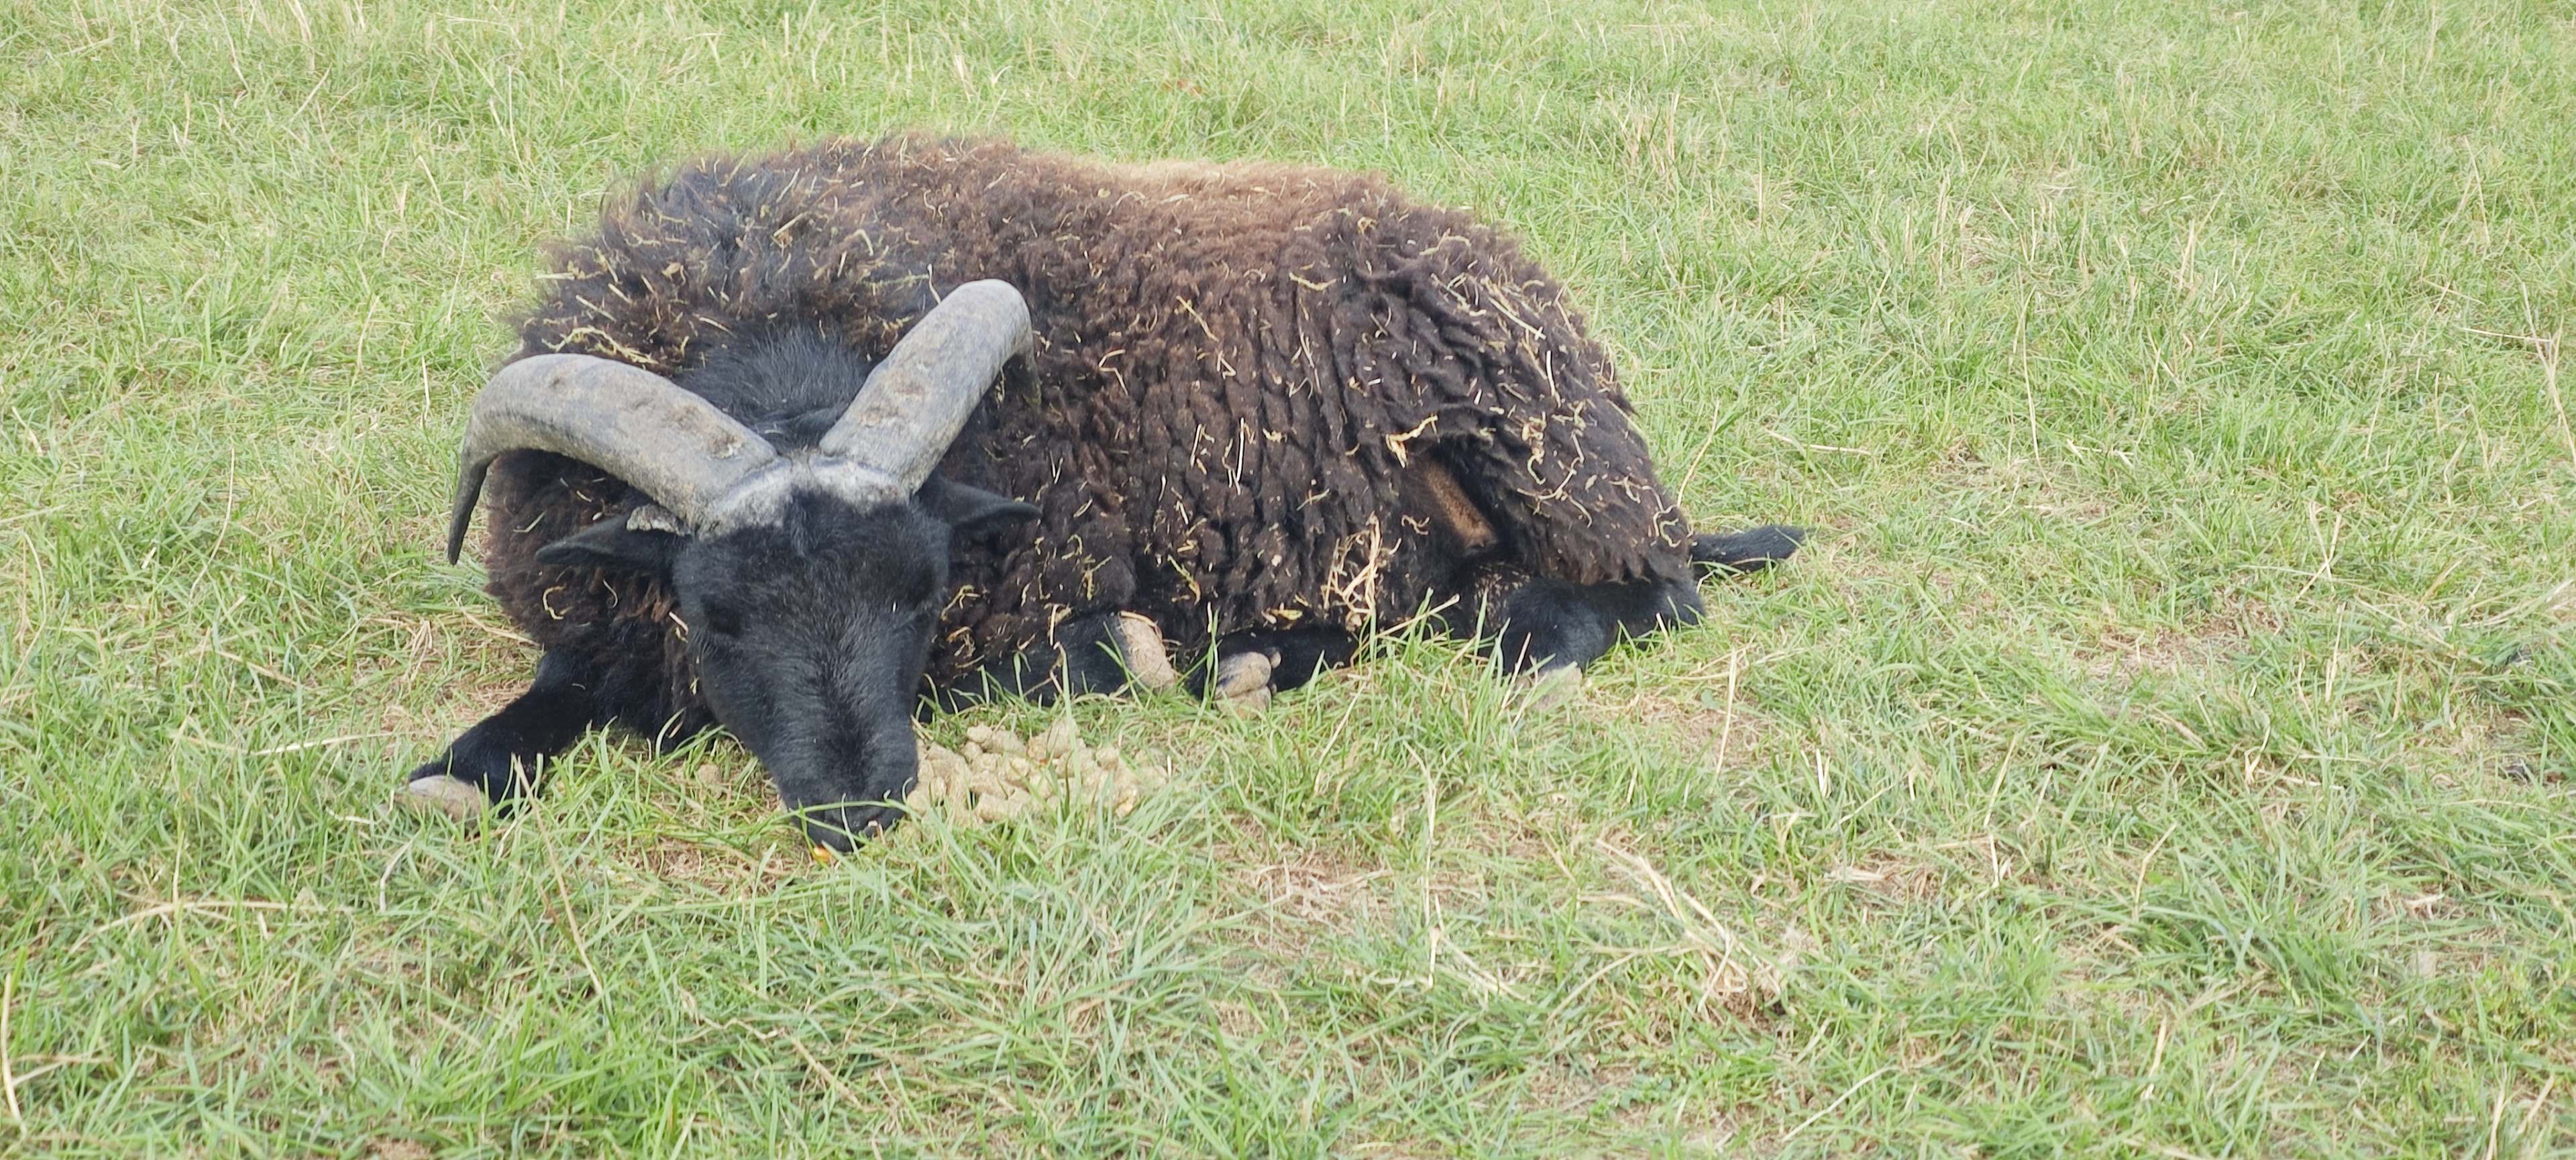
[1691, 524, 1805, 577]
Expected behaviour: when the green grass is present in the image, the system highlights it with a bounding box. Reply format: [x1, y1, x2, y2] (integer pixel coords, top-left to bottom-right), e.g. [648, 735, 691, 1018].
[4, 0, 2574, 1153]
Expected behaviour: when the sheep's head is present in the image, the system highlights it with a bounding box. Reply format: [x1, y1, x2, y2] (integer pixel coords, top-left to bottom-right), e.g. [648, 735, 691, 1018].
[439, 281, 1039, 849]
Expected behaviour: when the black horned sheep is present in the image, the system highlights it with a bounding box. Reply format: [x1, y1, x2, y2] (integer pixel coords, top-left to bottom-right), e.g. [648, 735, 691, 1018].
[405, 134, 1803, 848]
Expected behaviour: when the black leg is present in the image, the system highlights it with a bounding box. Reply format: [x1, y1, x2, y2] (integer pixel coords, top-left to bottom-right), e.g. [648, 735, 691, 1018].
[1492, 576, 1707, 674]
[407, 649, 611, 806]
[1691, 525, 1805, 576]
[936, 612, 1163, 710]
[1258, 627, 1358, 693]
[1187, 627, 1357, 698]
[1054, 614, 1149, 697]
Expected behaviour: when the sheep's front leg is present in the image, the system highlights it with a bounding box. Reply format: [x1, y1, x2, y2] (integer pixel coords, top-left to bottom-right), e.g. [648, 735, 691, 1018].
[940, 612, 1179, 708]
[400, 650, 611, 819]
[1194, 627, 1357, 711]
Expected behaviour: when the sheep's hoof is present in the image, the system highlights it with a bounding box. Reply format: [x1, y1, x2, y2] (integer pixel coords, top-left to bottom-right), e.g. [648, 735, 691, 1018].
[1214, 649, 1275, 714]
[1517, 664, 1583, 713]
[1110, 612, 1181, 692]
[397, 774, 490, 823]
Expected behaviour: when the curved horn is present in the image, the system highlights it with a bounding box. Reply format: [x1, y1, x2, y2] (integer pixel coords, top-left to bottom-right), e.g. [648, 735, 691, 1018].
[819, 280, 1032, 493]
[444, 354, 784, 562]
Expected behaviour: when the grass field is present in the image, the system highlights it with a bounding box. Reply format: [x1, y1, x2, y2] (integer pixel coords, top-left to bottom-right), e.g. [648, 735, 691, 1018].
[5, 0, 2575, 1153]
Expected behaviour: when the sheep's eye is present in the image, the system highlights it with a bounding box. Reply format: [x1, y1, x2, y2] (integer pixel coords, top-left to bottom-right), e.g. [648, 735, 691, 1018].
[704, 604, 745, 637]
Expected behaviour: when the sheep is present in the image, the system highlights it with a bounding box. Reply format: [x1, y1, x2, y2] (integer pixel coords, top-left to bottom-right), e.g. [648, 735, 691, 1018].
[402, 134, 1802, 847]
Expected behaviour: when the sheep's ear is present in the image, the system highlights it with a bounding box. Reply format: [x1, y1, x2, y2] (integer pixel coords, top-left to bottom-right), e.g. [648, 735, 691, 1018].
[915, 476, 1040, 538]
[534, 515, 686, 577]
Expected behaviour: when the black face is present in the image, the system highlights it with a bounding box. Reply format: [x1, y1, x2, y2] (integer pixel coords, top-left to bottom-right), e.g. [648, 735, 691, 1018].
[677, 494, 949, 847]
[537, 478, 1036, 849]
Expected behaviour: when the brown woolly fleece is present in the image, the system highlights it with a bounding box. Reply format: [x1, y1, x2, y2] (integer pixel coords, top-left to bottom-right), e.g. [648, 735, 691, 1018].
[479, 134, 1698, 704]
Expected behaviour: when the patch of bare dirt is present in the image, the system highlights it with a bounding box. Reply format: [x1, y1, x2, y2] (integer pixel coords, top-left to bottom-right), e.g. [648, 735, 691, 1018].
[608, 837, 809, 897]
[1236, 853, 1399, 927]
[2076, 595, 2282, 682]
[1816, 855, 1946, 905]
[1609, 652, 1783, 773]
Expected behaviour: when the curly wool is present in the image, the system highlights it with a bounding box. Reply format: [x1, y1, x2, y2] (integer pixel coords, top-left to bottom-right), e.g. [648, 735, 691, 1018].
[479, 135, 1697, 704]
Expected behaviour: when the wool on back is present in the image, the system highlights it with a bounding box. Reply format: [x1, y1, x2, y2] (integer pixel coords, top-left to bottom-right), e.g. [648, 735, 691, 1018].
[485, 135, 1695, 697]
